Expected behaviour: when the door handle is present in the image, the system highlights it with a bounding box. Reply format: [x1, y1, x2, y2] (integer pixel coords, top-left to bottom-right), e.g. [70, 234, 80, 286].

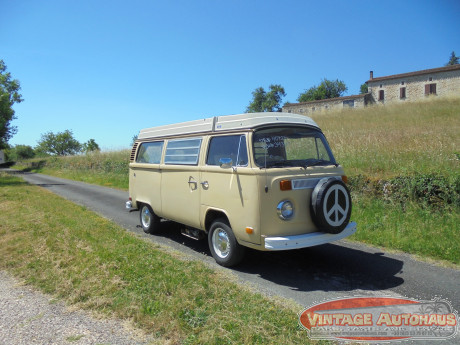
[188, 177, 198, 190]
[200, 181, 209, 188]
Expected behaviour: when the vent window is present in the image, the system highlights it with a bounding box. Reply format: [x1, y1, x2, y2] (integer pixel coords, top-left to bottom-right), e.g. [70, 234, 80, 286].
[130, 142, 139, 162]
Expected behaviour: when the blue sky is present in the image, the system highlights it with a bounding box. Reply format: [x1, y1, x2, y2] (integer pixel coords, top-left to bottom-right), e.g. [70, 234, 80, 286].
[2, 0, 459, 150]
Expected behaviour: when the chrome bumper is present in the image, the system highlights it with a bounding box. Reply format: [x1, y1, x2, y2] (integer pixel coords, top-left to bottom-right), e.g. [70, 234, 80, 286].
[264, 222, 357, 250]
[125, 200, 133, 210]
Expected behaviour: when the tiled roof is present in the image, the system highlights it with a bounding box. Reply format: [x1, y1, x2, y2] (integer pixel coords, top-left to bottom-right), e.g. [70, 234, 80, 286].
[367, 64, 460, 83]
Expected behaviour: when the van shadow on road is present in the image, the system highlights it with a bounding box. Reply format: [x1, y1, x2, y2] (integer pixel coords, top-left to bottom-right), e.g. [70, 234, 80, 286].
[154, 222, 404, 293]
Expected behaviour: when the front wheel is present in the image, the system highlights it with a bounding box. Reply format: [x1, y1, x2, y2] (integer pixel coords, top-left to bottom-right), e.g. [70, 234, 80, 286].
[208, 219, 245, 267]
[139, 204, 161, 234]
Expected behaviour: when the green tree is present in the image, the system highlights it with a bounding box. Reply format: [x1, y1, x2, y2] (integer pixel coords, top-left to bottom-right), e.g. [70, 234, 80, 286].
[446, 51, 459, 66]
[246, 84, 286, 113]
[297, 79, 348, 102]
[360, 83, 369, 94]
[0, 59, 23, 149]
[82, 139, 100, 153]
[36, 130, 81, 156]
[13, 144, 35, 160]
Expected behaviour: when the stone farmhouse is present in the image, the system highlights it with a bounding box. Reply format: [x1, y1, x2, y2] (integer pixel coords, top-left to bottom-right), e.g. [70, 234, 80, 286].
[282, 64, 460, 114]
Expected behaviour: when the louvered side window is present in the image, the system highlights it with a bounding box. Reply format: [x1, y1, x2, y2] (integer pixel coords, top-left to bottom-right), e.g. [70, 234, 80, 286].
[130, 143, 139, 162]
[164, 138, 202, 165]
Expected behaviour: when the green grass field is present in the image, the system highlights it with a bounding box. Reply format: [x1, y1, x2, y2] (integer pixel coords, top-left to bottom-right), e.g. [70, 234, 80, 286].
[12, 98, 460, 264]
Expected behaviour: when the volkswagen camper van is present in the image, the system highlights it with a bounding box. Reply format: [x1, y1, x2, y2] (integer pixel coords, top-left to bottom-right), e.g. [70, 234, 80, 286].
[127, 112, 356, 266]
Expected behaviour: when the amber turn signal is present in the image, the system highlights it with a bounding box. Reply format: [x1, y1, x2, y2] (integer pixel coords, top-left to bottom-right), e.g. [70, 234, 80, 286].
[342, 175, 348, 184]
[245, 227, 254, 234]
[280, 179, 292, 191]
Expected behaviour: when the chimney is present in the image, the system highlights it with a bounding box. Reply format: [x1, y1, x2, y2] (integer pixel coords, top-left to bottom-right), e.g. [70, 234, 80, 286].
[370, 71, 374, 80]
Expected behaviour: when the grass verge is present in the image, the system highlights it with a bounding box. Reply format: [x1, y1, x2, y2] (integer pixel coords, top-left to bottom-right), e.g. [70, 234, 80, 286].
[350, 197, 459, 265]
[0, 173, 318, 345]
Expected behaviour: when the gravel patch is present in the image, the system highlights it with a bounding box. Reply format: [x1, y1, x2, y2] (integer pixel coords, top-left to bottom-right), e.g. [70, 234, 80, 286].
[0, 271, 154, 345]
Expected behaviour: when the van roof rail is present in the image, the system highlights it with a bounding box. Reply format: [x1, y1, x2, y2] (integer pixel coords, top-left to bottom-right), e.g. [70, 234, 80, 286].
[138, 112, 319, 140]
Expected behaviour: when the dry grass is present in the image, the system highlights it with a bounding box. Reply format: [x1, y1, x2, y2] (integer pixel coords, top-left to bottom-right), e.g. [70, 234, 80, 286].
[311, 97, 460, 178]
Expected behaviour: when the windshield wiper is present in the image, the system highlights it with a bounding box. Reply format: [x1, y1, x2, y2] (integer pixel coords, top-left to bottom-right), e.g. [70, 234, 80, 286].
[264, 160, 295, 168]
[304, 159, 338, 168]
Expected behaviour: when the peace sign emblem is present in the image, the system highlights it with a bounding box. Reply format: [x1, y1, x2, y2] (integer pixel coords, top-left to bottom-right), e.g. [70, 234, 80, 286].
[323, 183, 350, 227]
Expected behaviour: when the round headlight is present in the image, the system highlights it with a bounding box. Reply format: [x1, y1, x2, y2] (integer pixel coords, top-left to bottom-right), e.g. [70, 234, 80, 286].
[277, 200, 294, 220]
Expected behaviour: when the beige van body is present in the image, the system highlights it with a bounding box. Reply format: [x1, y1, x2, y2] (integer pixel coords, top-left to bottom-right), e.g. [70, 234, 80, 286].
[127, 112, 356, 266]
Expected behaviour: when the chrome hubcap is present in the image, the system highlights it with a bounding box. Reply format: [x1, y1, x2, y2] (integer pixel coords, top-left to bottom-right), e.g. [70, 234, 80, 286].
[212, 228, 230, 259]
[141, 206, 151, 228]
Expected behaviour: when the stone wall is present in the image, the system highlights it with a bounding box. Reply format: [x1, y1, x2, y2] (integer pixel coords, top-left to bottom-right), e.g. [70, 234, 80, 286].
[283, 94, 370, 115]
[368, 67, 460, 105]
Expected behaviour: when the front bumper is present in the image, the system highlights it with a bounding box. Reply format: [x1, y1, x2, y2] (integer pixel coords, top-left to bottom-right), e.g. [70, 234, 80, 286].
[264, 222, 357, 250]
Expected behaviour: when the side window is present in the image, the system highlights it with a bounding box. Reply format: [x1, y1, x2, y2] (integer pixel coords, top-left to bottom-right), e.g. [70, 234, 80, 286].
[164, 138, 202, 165]
[136, 141, 164, 164]
[206, 135, 248, 166]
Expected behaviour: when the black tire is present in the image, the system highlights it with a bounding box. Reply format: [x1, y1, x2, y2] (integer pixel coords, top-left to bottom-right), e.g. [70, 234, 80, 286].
[311, 178, 352, 234]
[139, 204, 161, 234]
[208, 219, 245, 267]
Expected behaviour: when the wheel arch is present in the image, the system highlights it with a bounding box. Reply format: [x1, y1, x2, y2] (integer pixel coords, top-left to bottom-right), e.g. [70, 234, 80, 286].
[204, 208, 231, 233]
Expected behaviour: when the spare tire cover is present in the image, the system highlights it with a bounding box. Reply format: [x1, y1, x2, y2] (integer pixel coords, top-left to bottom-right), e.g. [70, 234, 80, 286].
[311, 177, 352, 234]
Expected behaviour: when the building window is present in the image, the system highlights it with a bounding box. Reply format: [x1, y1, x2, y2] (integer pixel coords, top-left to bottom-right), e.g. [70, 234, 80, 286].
[378, 90, 385, 101]
[343, 99, 355, 108]
[400, 87, 406, 99]
[429, 77, 433, 81]
[401, 81, 405, 85]
[425, 83, 437, 95]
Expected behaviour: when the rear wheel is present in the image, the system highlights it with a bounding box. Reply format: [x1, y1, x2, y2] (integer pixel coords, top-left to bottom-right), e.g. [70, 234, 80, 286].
[208, 219, 245, 267]
[139, 204, 161, 234]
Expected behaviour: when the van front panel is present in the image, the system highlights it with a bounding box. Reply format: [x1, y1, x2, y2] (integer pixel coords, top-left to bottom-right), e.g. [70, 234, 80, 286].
[257, 167, 345, 242]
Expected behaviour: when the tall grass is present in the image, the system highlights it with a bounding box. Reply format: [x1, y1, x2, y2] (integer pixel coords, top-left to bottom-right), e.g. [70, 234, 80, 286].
[15, 150, 130, 189]
[312, 97, 460, 178]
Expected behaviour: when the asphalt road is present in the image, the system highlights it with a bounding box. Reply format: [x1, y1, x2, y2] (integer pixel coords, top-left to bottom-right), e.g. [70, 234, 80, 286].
[4, 170, 460, 344]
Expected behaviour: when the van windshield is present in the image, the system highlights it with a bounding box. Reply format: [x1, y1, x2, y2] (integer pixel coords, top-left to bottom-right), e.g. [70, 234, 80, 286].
[252, 127, 336, 168]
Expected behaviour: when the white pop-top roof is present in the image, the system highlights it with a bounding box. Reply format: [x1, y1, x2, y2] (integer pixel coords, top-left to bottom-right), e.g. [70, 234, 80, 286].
[138, 112, 319, 140]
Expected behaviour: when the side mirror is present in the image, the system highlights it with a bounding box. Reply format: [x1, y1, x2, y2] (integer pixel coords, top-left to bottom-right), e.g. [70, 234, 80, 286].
[219, 158, 233, 169]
